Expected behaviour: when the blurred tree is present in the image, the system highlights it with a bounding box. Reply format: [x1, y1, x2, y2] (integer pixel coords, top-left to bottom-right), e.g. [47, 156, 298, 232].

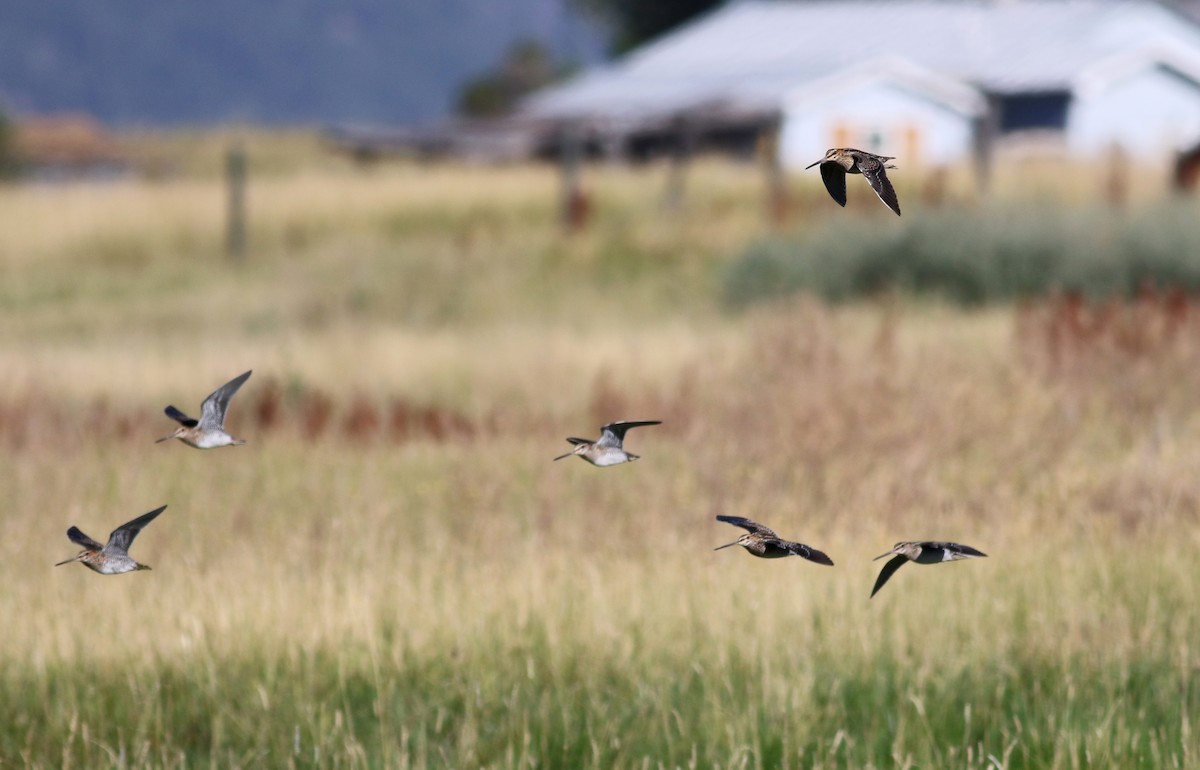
[456, 40, 567, 118]
[577, 0, 722, 52]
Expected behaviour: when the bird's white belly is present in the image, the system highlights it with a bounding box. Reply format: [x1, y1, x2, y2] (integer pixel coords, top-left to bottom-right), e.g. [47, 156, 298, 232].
[185, 433, 234, 449]
[588, 453, 628, 467]
[88, 561, 130, 575]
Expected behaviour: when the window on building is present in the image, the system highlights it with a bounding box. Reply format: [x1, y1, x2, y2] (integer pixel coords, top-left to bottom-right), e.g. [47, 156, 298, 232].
[997, 92, 1070, 133]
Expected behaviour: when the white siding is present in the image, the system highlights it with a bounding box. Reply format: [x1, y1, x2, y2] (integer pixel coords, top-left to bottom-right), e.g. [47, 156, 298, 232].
[1069, 66, 1200, 157]
[780, 82, 974, 169]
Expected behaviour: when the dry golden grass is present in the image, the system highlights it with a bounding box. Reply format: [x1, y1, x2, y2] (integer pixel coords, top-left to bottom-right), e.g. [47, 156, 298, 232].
[1, 151, 1198, 767]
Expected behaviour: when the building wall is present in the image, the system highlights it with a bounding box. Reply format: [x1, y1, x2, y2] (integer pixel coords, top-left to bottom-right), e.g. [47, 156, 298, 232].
[1068, 66, 1200, 157]
[779, 81, 974, 170]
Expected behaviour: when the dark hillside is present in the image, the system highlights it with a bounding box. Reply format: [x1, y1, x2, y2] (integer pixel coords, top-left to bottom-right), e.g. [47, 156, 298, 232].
[0, 0, 605, 125]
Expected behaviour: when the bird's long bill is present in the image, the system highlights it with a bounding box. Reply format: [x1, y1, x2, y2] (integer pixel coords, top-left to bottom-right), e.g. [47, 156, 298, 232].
[873, 550, 897, 561]
[804, 159, 823, 169]
[154, 432, 177, 444]
[552, 450, 575, 461]
[53, 556, 79, 567]
[713, 540, 740, 551]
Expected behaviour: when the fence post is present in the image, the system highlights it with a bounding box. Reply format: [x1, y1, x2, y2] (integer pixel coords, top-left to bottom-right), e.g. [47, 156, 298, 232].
[662, 116, 695, 212]
[761, 115, 789, 226]
[1104, 142, 1128, 209]
[971, 98, 998, 200]
[559, 124, 590, 232]
[226, 143, 247, 260]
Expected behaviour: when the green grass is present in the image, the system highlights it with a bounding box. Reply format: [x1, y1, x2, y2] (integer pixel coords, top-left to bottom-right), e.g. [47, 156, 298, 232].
[5, 639, 1195, 768]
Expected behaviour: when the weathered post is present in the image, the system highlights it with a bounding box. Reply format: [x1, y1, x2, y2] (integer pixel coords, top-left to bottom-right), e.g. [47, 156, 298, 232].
[971, 98, 998, 201]
[761, 114, 789, 226]
[226, 143, 247, 260]
[559, 124, 588, 232]
[1104, 142, 1128, 209]
[662, 115, 695, 212]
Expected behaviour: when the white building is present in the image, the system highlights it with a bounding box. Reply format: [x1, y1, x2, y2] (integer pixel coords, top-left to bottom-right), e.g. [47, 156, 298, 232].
[777, 59, 987, 168]
[521, 0, 1200, 171]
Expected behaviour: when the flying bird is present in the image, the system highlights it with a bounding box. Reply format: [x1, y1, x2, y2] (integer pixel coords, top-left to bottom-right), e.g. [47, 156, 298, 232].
[553, 420, 661, 466]
[54, 505, 167, 575]
[714, 515, 834, 565]
[157, 370, 252, 449]
[806, 148, 901, 216]
[870, 541, 987, 598]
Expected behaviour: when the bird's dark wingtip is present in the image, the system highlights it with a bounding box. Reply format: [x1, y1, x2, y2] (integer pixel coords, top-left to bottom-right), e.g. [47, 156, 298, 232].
[870, 554, 905, 598]
[164, 405, 198, 427]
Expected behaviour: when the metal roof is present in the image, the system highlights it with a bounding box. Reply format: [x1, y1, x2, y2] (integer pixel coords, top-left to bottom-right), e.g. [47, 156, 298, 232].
[781, 56, 989, 117]
[522, 0, 1200, 123]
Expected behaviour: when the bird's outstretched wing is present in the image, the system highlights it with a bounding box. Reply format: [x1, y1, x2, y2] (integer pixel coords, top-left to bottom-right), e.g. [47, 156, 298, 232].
[597, 420, 661, 449]
[105, 505, 167, 555]
[781, 540, 834, 566]
[870, 554, 908, 598]
[925, 541, 987, 560]
[859, 160, 901, 216]
[199, 370, 252, 430]
[164, 405, 198, 428]
[66, 527, 104, 551]
[716, 515, 778, 539]
[818, 162, 848, 207]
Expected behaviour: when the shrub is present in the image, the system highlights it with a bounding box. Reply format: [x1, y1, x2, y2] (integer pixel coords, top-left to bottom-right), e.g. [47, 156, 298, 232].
[723, 202, 1200, 307]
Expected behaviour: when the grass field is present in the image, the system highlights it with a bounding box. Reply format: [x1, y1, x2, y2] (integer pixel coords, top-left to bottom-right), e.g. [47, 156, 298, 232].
[2, 148, 1199, 768]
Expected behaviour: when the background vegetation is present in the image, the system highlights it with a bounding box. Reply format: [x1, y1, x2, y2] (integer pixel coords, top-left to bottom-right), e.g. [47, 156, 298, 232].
[725, 201, 1200, 307]
[456, 40, 571, 119]
[2, 145, 1199, 768]
[576, 0, 721, 52]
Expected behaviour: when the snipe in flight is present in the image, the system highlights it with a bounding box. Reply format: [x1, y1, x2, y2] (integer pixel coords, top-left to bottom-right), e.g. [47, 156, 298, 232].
[714, 515, 834, 565]
[553, 420, 661, 466]
[806, 148, 901, 216]
[55, 505, 167, 575]
[157, 370, 252, 449]
[870, 541, 986, 598]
